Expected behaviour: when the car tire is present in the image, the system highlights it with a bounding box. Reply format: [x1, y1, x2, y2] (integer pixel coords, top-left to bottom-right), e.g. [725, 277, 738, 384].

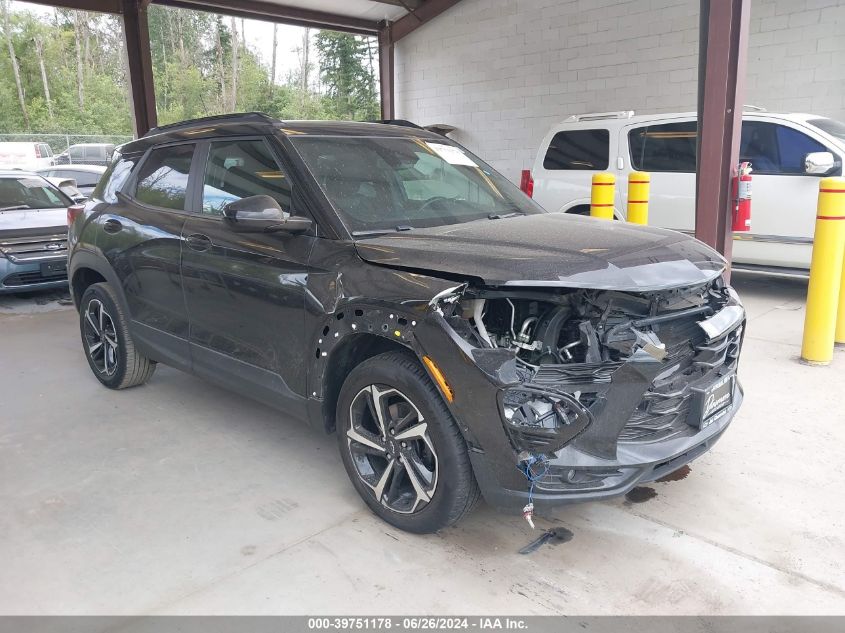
[336, 350, 480, 533]
[79, 282, 156, 389]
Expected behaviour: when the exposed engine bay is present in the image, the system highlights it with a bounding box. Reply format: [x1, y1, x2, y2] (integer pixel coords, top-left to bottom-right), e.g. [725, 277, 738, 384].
[462, 282, 729, 365]
[433, 278, 742, 459]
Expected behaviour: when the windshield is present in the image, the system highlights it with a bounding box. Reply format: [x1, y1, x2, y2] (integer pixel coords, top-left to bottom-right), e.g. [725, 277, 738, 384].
[0, 176, 71, 211]
[809, 118, 845, 143]
[290, 135, 544, 234]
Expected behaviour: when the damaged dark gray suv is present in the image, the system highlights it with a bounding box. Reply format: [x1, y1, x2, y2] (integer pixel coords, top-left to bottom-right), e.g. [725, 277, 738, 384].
[68, 113, 744, 533]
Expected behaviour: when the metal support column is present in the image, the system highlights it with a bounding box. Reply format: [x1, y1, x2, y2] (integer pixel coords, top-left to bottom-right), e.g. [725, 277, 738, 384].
[122, 0, 157, 137]
[695, 0, 750, 269]
[378, 21, 395, 120]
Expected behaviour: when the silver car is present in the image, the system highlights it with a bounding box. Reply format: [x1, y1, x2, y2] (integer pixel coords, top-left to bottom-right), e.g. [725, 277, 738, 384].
[36, 164, 107, 198]
[0, 170, 71, 294]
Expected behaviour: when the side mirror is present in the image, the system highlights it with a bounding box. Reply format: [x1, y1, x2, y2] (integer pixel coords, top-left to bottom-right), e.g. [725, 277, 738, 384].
[804, 151, 836, 175]
[223, 195, 313, 234]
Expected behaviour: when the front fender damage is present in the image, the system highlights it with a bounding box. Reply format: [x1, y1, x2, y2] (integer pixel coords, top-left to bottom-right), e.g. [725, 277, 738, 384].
[308, 269, 743, 512]
[411, 278, 745, 508]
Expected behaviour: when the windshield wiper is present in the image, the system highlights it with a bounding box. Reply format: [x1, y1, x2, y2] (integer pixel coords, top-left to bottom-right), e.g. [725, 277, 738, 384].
[0, 205, 30, 211]
[487, 211, 525, 220]
[351, 225, 414, 238]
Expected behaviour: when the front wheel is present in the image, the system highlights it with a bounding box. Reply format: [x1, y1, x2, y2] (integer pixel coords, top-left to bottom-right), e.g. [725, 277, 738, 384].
[336, 351, 480, 533]
[79, 282, 156, 389]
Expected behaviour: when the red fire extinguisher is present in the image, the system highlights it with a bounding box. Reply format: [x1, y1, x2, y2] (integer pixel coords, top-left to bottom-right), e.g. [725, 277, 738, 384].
[732, 161, 752, 232]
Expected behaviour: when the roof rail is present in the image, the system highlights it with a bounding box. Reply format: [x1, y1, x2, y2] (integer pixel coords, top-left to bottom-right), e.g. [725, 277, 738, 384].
[564, 110, 635, 122]
[370, 119, 423, 129]
[146, 112, 278, 136]
[743, 104, 767, 112]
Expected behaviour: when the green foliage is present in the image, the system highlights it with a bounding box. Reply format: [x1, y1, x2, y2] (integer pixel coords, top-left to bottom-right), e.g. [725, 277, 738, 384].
[315, 31, 379, 121]
[0, 3, 380, 139]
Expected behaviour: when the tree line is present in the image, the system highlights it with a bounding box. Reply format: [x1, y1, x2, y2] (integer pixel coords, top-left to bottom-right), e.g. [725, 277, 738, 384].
[0, 1, 381, 136]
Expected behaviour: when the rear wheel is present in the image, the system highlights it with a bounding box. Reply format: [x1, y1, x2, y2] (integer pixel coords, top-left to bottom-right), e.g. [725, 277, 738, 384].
[79, 282, 156, 389]
[336, 351, 480, 533]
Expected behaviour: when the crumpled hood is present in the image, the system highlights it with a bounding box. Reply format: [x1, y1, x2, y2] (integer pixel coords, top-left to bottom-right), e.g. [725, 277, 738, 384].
[0, 208, 67, 237]
[354, 213, 726, 291]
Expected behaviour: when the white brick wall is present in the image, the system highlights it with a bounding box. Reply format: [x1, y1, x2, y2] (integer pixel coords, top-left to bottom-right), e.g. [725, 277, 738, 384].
[394, 0, 845, 180]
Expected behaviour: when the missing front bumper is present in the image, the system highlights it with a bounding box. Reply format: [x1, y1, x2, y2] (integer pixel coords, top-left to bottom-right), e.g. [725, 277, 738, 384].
[470, 379, 742, 511]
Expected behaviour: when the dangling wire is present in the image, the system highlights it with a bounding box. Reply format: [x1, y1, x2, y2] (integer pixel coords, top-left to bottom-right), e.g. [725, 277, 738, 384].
[517, 454, 550, 505]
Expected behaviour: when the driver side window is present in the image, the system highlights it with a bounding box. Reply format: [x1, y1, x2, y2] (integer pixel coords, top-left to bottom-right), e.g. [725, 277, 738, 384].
[740, 121, 827, 175]
[202, 139, 291, 216]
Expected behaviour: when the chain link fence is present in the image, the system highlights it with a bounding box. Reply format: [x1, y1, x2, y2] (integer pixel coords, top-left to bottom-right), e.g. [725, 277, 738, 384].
[0, 133, 134, 155]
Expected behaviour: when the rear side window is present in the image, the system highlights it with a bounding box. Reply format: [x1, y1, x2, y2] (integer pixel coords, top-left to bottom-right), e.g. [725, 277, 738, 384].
[202, 139, 291, 216]
[92, 152, 136, 203]
[543, 129, 609, 170]
[740, 121, 827, 175]
[629, 121, 698, 172]
[134, 144, 195, 210]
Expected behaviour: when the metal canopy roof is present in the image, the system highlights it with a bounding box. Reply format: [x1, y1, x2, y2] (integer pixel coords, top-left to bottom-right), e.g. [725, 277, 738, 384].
[268, 0, 407, 21]
[22, 0, 441, 34]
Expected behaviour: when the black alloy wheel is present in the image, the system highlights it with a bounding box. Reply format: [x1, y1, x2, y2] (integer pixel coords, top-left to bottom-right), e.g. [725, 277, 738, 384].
[336, 351, 480, 533]
[79, 282, 156, 389]
[82, 298, 119, 376]
[346, 384, 439, 514]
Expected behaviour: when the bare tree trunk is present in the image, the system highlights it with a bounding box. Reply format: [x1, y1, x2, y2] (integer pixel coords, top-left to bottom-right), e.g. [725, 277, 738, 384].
[214, 16, 225, 109]
[159, 12, 168, 112]
[229, 16, 238, 111]
[2, 1, 30, 129]
[270, 23, 277, 94]
[34, 36, 54, 121]
[301, 28, 310, 93]
[176, 9, 186, 65]
[73, 10, 85, 109]
[83, 20, 91, 70]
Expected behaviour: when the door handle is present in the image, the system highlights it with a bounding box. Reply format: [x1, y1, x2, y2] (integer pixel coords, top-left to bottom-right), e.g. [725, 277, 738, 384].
[103, 218, 123, 234]
[185, 233, 212, 252]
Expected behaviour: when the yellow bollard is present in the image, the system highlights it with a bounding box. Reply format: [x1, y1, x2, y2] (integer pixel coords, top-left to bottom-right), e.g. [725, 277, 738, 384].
[590, 172, 615, 220]
[627, 171, 650, 225]
[801, 177, 845, 364]
[838, 254, 845, 345]
[836, 207, 845, 346]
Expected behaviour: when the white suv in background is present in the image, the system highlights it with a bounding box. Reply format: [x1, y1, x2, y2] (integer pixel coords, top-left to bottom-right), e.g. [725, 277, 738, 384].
[528, 109, 845, 273]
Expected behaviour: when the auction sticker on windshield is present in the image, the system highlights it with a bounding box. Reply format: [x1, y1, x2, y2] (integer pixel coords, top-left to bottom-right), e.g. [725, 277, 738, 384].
[426, 143, 478, 167]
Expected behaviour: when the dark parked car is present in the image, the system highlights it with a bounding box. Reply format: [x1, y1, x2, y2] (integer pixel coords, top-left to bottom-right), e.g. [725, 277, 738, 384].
[55, 143, 115, 166]
[67, 113, 744, 533]
[37, 164, 107, 197]
[1, 170, 71, 293]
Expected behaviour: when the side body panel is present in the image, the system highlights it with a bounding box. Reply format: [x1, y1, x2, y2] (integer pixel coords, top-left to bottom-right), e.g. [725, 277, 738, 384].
[180, 214, 315, 415]
[531, 123, 622, 217]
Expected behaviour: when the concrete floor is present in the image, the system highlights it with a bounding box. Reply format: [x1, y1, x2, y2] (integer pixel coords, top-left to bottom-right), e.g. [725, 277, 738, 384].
[1, 273, 844, 615]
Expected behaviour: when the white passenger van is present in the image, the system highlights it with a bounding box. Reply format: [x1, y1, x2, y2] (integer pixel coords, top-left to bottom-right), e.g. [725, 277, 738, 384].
[0, 142, 55, 171]
[528, 109, 845, 273]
